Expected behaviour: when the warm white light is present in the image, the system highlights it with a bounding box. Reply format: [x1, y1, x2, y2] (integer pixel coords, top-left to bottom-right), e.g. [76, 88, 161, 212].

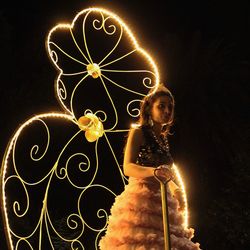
[172, 163, 189, 228]
[130, 123, 139, 129]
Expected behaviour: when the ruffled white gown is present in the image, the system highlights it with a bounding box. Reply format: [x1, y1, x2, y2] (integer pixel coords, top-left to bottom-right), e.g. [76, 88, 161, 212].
[99, 126, 202, 250]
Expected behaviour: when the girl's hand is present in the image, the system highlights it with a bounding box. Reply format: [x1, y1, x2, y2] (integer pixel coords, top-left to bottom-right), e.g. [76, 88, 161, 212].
[155, 164, 175, 180]
[174, 188, 185, 212]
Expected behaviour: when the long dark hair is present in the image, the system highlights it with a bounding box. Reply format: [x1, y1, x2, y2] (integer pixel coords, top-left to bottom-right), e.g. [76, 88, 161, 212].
[138, 86, 175, 135]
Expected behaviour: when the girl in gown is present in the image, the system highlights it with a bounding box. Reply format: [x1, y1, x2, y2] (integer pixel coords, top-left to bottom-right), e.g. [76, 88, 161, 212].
[99, 84, 202, 250]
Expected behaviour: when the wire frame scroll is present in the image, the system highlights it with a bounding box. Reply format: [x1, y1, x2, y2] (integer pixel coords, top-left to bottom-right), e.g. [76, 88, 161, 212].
[1, 113, 128, 249]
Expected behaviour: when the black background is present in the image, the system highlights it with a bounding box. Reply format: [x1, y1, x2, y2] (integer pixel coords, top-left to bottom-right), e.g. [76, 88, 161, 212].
[0, 0, 250, 249]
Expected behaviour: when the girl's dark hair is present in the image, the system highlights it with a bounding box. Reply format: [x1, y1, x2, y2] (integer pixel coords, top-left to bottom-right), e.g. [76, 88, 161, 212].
[138, 86, 175, 134]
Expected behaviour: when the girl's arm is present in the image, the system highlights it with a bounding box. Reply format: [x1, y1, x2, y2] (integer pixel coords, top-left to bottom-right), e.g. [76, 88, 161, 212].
[123, 128, 155, 178]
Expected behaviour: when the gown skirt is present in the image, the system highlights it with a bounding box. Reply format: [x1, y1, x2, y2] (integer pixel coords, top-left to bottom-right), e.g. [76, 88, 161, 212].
[99, 176, 202, 250]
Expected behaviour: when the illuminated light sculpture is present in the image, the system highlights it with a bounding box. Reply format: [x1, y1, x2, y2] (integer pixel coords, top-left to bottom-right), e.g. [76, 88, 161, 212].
[0, 7, 188, 250]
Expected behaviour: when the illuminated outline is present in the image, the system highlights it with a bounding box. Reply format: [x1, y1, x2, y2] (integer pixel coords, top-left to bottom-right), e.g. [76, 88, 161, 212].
[1, 7, 189, 250]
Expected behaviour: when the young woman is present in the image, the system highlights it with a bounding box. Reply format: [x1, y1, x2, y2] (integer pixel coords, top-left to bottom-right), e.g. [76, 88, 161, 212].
[99, 84, 202, 250]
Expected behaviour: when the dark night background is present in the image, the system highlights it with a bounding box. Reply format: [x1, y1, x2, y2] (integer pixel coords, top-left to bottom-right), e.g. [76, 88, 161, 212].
[0, 0, 250, 249]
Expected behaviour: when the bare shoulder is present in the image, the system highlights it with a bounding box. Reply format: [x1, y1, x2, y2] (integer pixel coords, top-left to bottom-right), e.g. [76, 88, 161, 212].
[129, 127, 143, 136]
[128, 127, 145, 144]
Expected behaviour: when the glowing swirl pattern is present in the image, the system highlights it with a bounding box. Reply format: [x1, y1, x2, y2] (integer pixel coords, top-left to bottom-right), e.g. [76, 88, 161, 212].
[1, 7, 188, 250]
[47, 8, 159, 123]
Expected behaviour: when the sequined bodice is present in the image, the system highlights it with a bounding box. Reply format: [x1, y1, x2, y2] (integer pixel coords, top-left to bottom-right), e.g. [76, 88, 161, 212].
[136, 126, 173, 167]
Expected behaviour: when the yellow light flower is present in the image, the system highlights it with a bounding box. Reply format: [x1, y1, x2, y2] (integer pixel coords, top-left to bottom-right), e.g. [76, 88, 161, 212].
[78, 113, 104, 142]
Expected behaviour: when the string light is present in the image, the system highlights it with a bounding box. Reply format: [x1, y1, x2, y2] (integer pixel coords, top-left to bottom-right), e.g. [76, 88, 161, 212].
[173, 163, 189, 228]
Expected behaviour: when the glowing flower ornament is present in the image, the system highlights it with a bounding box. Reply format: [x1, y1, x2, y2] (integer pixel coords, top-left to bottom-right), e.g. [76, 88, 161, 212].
[87, 63, 101, 78]
[78, 113, 104, 142]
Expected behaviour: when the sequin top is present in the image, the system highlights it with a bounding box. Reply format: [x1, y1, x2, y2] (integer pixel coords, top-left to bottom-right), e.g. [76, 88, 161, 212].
[136, 125, 173, 167]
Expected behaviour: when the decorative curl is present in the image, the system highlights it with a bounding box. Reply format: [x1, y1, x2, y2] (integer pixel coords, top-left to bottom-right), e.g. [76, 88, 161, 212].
[71, 240, 85, 250]
[127, 99, 142, 117]
[93, 12, 117, 35]
[29, 119, 50, 161]
[58, 79, 67, 100]
[142, 77, 154, 88]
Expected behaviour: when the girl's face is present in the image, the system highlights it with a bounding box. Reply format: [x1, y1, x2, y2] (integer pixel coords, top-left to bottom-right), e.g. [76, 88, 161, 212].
[151, 95, 172, 125]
